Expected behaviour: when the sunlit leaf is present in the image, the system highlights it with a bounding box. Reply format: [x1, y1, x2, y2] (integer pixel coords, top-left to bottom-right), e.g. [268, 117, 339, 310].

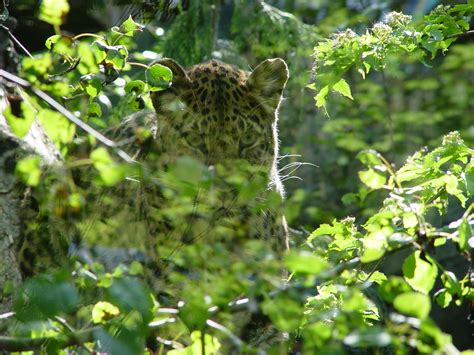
[88, 102, 102, 118]
[118, 16, 144, 37]
[434, 289, 452, 308]
[146, 63, 173, 91]
[333, 78, 353, 99]
[92, 301, 120, 324]
[378, 276, 411, 303]
[124, 80, 146, 94]
[361, 230, 387, 263]
[45, 35, 74, 56]
[81, 74, 103, 98]
[393, 292, 430, 319]
[284, 251, 328, 274]
[38, 108, 76, 147]
[168, 331, 221, 355]
[402, 251, 438, 294]
[15, 156, 42, 186]
[358, 169, 386, 189]
[314, 85, 329, 108]
[4, 101, 36, 138]
[90, 147, 126, 186]
[39, 0, 70, 26]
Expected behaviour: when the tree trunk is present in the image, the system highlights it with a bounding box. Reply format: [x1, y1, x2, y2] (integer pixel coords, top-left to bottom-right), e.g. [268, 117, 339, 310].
[0, 86, 60, 325]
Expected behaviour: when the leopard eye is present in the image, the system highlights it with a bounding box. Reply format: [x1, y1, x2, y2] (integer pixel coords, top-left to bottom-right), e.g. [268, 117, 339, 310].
[185, 131, 203, 148]
[240, 130, 259, 147]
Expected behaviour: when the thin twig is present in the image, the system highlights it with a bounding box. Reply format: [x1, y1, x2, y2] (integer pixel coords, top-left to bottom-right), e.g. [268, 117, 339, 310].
[0, 24, 33, 58]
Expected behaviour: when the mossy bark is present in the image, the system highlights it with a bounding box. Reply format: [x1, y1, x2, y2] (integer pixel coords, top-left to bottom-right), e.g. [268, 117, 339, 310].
[0, 91, 60, 330]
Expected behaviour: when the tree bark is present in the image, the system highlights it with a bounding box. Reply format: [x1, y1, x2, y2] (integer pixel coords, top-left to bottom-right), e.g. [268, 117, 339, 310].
[0, 86, 60, 326]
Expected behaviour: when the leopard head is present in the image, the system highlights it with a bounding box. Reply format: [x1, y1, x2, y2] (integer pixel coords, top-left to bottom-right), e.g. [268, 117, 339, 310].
[150, 58, 289, 169]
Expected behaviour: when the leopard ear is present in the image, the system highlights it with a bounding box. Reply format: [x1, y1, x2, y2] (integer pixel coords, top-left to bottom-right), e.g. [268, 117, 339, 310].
[247, 58, 289, 105]
[152, 58, 190, 87]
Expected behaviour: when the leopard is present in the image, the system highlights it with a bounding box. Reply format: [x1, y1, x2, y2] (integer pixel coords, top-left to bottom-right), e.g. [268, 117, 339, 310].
[142, 57, 291, 350]
[147, 57, 290, 251]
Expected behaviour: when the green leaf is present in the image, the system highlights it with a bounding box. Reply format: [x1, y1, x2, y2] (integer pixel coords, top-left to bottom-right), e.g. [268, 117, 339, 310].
[124, 80, 146, 94]
[90, 148, 126, 186]
[39, 0, 70, 26]
[146, 63, 173, 91]
[14, 275, 80, 321]
[358, 169, 386, 189]
[127, 95, 145, 111]
[91, 147, 113, 167]
[118, 16, 143, 37]
[168, 331, 221, 355]
[402, 212, 418, 229]
[106, 45, 128, 69]
[15, 156, 42, 186]
[88, 102, 102, 118]
[394, 292, 430, 319]
[419, 319, 451, 352]
[284, 251, 328, 274]
[361, 230, 387, 263]
[434, 289, 452, 308]
[38, 108, 76, 147]
[402, 251, 438, 294]
[45, 35, 61, 50]
[308, 223, 338, 241]
[379, 276, 411, 303]
[81, 75, 103, 98]
[45, 35, 74, 56]
[315, 85, 329, 108]
[108, 277, 153, 322]
[303, 321, 332, 349]
[129, 261, 144, 276]
[357, 150, 384, 167]
[94, 327, 145, 355]
[466, 163, 474, 196]
[4, 101, 36, 138]
[366, 270, 387, 284]
[92, 301, 120, 324]
[333, 78, 353, 99]
[92, 41, 108, 63]
[458, 218, 471, 252]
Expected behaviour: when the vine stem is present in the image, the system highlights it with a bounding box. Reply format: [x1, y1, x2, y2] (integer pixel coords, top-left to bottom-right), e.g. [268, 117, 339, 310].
[72, 33, 106, 41]
[128, 61, 150, 70]
[377, 152, 402, 189]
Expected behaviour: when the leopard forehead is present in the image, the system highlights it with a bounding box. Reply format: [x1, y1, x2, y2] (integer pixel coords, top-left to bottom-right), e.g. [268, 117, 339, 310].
[155, 59, 274, 123]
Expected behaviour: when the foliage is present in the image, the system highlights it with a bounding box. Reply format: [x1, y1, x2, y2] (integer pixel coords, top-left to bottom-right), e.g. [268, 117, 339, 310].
[0, 0, 473, 354]
[309, 4, 474, 112]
